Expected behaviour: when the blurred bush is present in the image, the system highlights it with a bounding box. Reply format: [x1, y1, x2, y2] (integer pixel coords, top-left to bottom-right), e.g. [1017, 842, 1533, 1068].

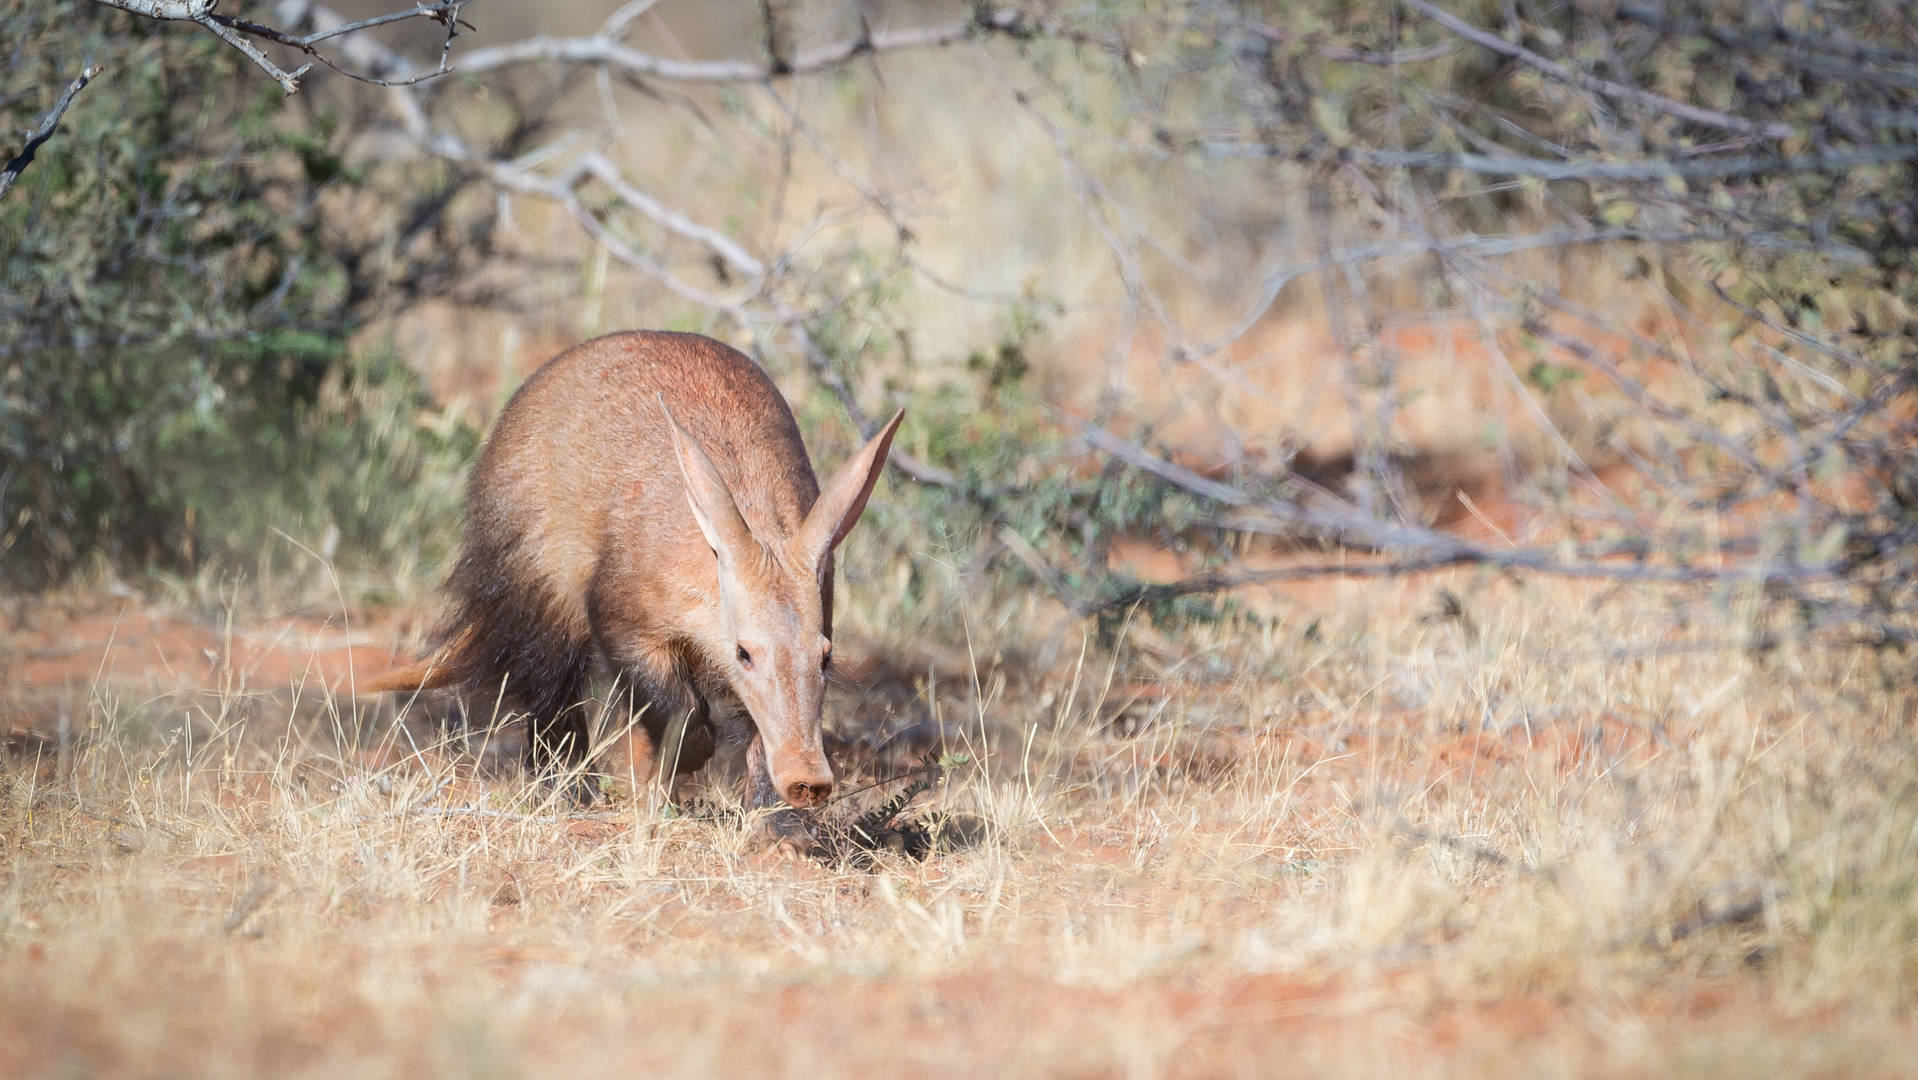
[0, 2, 478, 593]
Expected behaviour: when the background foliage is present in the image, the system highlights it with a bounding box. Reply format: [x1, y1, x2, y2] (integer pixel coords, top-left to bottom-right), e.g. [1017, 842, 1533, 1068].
[1, 0, 1912, 652]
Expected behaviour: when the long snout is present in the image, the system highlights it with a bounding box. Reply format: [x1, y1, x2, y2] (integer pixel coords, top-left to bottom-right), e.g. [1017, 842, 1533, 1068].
[736, 673, 834, 808]
[769, 751, 834, 808]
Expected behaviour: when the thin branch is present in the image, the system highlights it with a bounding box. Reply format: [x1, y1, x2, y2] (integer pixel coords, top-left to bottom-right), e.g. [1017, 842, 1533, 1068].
[1076, 420, 1846, 612]
[426, 133, 965, 491]
[578, 154, 767, 281]
[87, 0, 469, 92]
[266, 0, 423, 84]
[386, 804, 633, 824]
[1619, 882, 1782, 950]
[1704, 279, 1875, 378]
[281, 2, 467, 47]
[220, 877, 276, 935]
[450, 7, 1088, 84]
[0, 61, 101, 200]
[87, 0, 213, 16]
[208, 2, 471, 89]
[1080, 541, 1844, 616]
[773, 307, 965, 488]
[1392, 821, 1545, 878]
[1535, 630, 1917, 664]
[759, 0, 793, 76]
[192, 12, 311, 92]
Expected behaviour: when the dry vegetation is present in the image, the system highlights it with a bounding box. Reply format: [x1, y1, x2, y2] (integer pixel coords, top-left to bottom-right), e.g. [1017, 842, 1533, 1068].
[5, 562, 1916, 1076]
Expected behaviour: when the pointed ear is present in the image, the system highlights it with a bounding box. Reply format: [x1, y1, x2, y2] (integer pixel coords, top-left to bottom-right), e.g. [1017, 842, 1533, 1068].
[799, 408, 904, 562]
[660, 395, 755, 566]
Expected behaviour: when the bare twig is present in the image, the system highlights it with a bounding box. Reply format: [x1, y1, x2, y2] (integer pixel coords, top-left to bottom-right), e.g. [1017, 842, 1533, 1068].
[601, 0, 667, 41]
[450, 7, 1096, 84]
[266, 0, 424, 84]
[828, 757, 945, 806]
[1077, 542, 1849, 617]
[208, 2, 471, 89]
[0, 61, 101, 200]
[88, 0, 212, 16]
[192, 13, 312, 92]
[1076, 418, 1852, 611]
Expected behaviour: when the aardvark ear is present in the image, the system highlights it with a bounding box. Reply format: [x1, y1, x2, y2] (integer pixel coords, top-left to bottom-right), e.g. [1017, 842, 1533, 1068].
[660, 395, 756, 567]
[798, 408, 904, 563]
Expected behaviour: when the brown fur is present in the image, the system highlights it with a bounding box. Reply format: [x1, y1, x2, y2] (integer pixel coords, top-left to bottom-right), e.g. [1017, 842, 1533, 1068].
[366, 331, 902, 808]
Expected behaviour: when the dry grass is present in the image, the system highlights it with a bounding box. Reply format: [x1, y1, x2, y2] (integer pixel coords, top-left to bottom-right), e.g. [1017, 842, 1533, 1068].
[5, 566, 1915, 1078]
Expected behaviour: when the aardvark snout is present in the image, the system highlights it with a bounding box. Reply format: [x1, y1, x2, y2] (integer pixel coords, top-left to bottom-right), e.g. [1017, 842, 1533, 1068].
[773, 759, 834, 808]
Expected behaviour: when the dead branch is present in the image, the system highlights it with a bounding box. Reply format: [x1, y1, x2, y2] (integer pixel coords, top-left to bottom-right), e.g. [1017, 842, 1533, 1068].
[0, 61, 101, 200]
[1076, 416, 1862, 612]
[89, 0, 211, 16]
[449, 6, 1095, 84]
[1617, 4, 1918, 82]
[85, 0, 470, 92]
[264, 0, 424, 84]
[207, 2, 471, 89]
[1077, 542, 1850, 618]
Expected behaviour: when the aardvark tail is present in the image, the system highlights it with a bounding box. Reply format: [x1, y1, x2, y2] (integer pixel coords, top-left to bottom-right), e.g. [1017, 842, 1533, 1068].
[360, 624, 474, 694]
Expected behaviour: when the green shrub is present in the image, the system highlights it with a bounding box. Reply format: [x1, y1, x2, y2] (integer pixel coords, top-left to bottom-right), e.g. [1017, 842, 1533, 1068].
[0, 2, 475, 592]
